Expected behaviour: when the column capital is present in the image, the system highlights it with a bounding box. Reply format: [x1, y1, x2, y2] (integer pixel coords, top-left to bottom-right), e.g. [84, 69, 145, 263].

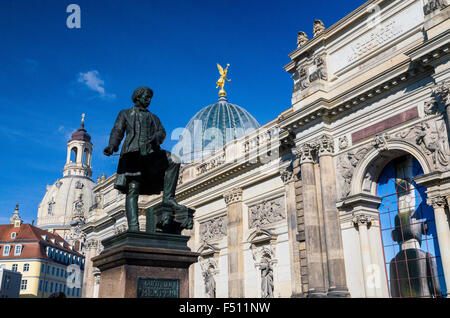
[294, 143, 316, 164]
[85, 239, 99, 251]
[352, 213, 374, 229]
[223, 188, 243, 205]
[317, 134, 335, 157]
[429, 195, 447, 208]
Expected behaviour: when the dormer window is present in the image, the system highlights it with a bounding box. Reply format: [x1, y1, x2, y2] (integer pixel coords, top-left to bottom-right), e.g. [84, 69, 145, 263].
[14, 245, 22, 256]
[11, 232, 17, 240]
[3, 245, 11, 256]
[41, 235, 47, 241]
[50, 238, 56, 244]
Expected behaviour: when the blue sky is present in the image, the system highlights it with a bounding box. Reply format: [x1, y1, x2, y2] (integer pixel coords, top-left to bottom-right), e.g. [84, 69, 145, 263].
[0, 0, 366, 223]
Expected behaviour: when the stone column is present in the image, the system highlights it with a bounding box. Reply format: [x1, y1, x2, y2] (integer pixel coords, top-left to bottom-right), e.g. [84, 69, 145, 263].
[352, 214, 376, 298]
[296, 144, 327, 297]
[93, 269, 101, 298]
[432, 196, 450, 295]
[281, 165, 303, 297]
[224, 188, 245, 297]
[317, 135, 350, 297]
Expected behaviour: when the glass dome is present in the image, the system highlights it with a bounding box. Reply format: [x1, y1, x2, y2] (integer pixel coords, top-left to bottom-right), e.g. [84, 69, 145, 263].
[173, 96, 260, 163]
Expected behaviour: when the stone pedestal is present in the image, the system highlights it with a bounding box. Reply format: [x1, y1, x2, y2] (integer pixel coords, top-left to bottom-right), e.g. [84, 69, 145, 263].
[92, 231, 199, 298]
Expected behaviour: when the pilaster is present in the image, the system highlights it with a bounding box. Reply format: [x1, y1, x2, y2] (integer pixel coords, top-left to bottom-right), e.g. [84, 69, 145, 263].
[223, 188, 245, 297]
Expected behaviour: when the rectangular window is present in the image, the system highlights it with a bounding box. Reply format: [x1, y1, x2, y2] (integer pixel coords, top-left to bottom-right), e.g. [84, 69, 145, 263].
[23, 263, 30, 272]
[56, 268, 59, 277]
[41, 264, 45, 273]
[45, 281, 48, 292]
[46, 266, 50, 274]
[20, 280, 27, 290]
[3, 245, 10, 256]
[14, 245, 22, 256]
[11, 264, 18, 272]
[39, 280, 43, 291]
[51, 267, 55, 276]
[50, 282, 53, 293]
[77, 288, 80, 297]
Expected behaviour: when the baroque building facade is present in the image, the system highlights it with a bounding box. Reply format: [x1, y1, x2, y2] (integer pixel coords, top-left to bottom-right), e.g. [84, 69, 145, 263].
[80, 0, 450, 298]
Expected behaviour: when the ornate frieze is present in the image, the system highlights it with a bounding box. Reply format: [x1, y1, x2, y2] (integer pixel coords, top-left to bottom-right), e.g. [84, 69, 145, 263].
[223, 188, 243, 205]
[424, 0, 448, 15]
[200, 216, 227, 242]
[249, 196, 286, 229]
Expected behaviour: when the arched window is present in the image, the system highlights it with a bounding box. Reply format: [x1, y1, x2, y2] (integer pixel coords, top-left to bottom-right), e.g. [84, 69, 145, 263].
[70, 147, 77, 163]
[83, 149, 90, 166]
[377, 155, 447, 297]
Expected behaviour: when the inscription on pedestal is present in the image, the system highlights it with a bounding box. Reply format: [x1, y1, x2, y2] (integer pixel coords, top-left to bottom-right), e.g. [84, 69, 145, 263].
[137, 278, 180, 298]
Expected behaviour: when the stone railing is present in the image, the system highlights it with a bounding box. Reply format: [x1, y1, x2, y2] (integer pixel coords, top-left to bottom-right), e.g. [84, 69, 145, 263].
[243, 122, 281, 155]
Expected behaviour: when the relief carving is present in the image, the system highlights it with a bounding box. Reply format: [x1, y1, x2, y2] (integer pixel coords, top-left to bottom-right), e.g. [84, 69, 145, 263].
[336, 147, 370, 199]
[424, 0, 448, 15]
[249, 196, 286, 229]
[394, 120, 450, 168]
[200, 216, 227, 242]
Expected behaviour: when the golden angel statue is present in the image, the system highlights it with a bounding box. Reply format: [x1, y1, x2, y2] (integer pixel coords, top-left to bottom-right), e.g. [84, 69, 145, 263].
[216, 63, 231, 96]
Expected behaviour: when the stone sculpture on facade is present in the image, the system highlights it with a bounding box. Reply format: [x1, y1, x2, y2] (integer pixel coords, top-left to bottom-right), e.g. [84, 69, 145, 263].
[297, 31, 308, 48]
[313, 20, 325, 37]
[260, 257, 274, 298]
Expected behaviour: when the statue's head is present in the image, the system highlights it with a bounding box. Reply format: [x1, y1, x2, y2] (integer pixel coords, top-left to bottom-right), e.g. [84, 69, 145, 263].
[132, 86, 154, 108]
[391, 211, 427, 246]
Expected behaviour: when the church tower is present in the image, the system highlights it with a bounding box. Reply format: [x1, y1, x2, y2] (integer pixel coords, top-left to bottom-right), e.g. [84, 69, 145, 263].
[63, 114, 93, 178]
[36, 115, 96, 250]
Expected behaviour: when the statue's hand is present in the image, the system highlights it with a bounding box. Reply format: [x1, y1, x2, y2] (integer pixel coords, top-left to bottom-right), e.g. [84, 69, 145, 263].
[103, 146, 114, 156]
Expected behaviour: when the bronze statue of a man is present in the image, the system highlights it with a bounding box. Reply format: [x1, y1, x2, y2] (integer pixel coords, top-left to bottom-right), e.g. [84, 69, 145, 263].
[104, 86, 183, 232]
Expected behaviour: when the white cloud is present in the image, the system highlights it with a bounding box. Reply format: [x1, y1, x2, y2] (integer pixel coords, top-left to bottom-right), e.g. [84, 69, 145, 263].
[78, 70, 116, 99]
